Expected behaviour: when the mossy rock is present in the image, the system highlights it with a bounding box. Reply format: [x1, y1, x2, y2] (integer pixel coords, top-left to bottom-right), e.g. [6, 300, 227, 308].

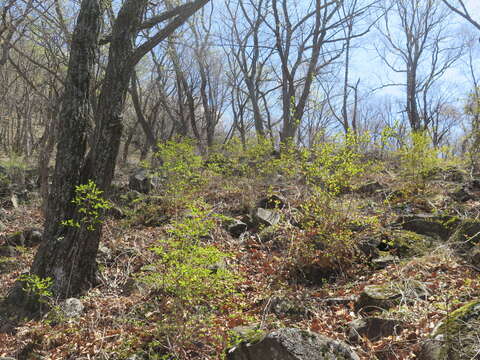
[347, 317, 405, 342]
[268, 296, 307, 318]
[389, 230, 438, 258]
[419, 300, 480, 360]
[371, 255, 399, 269]
[5, 228, 42, 247]
[258, 226, 277, 243]
[224, 217, 248, 238]
[395, 214, 460, 240]
[355, 281, 429, 313]
[449, 219, 480, 252]
[355, 284, 402, 312]
[253, 208, 281, 227]
[229, 324, 265, 345]
[363, 229, 437, 261]
[227, 328, 360, 360]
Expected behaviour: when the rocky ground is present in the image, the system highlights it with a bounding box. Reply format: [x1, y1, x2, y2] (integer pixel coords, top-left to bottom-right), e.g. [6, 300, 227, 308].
[0, 161, 480, 360]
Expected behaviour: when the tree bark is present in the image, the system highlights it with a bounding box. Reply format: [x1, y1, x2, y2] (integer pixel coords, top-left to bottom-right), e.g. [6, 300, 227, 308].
[7, 0, 103, 306]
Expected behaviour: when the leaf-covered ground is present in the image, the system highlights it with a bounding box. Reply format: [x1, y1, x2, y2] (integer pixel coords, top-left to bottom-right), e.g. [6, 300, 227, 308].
[1, 161, 480, 360]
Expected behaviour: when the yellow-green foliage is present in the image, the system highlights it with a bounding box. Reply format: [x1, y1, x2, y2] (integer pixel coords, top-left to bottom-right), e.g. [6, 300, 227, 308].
[0, 154, 28, 186]
[398, 131, 445, 185]
[140, 202, 239, 307]
[299, 191, 356, 252]
[209, 132, 368, 195]
[206, 136, 276, 177]
[304, 131, 368, 194]
[152, 138, 204, 197]
[19, 274, 53, 302]
[138, 200, 241, 357]
[61, 180, 112, 231]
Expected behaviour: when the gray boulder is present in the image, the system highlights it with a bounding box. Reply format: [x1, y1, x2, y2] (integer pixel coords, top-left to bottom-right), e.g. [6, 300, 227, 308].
[24, 228, 43, 246]
[254, 208, 281, 227]
[128, 169, 154, 194]
[355, 284, 402, 312]
[225, 218, 248, 238]
[318, 296, 357, 307]
[97, 244, 113, 263]
[62, 298, 84, 318]
[355, 281, 429, 313]
[347, 317, 405, 342]
[268, 297, 307, 317]
[227, 328, 359, 360]
[372, 255, 399, 269]
[6, 228, 42, 247]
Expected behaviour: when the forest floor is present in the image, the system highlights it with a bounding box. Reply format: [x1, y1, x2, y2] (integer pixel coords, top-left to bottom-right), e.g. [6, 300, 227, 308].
[1, 149, 480, 359]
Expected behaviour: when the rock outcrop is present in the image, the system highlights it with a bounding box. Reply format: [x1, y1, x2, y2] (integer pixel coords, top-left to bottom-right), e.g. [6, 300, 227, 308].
[419, 300, 480, 360]
[227, 328, 359, 360]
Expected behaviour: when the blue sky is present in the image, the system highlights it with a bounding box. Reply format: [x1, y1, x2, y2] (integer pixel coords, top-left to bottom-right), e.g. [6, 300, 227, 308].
[350, 0, 480, 103]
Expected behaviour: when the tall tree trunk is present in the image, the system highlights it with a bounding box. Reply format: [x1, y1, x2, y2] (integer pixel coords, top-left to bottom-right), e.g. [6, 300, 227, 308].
[38, 106, 58, 215]
[7, 0, 209, 311]
[7, 0, 103, 306]
[121, 121, 139, 167]
[407, 66, 421, 131]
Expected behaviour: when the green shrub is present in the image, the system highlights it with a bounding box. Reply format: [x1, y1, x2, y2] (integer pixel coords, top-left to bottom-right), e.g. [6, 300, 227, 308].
[137, 201, 242, 358]
[61, 180, 111, 231]
[304, 131, 368, 194]
[19, 273, 53, 303]
[206, 136, 276, 178]
[151, 138, 204, 198]
[140, 202, 239, 306]
[398, 131, 445, 188]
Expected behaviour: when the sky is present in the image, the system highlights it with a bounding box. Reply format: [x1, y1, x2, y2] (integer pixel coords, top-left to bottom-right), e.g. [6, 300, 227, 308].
[350, 0, 480, 104]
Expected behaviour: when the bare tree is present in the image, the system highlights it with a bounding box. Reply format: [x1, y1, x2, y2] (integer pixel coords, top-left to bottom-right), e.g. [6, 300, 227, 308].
[8, 0, 210, 309]
[224, 0, 274, 139]
[190, 9, 228, 149]
[0, 0, 39, 66]
[442, 0, 480, 31]
[377, 0, 463, 132]
[267, 0, 379, 143]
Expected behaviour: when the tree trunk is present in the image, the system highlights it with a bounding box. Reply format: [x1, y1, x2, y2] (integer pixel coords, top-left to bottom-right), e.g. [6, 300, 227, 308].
[7, 0, 209, 311]
[7, 0, 103, 306]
